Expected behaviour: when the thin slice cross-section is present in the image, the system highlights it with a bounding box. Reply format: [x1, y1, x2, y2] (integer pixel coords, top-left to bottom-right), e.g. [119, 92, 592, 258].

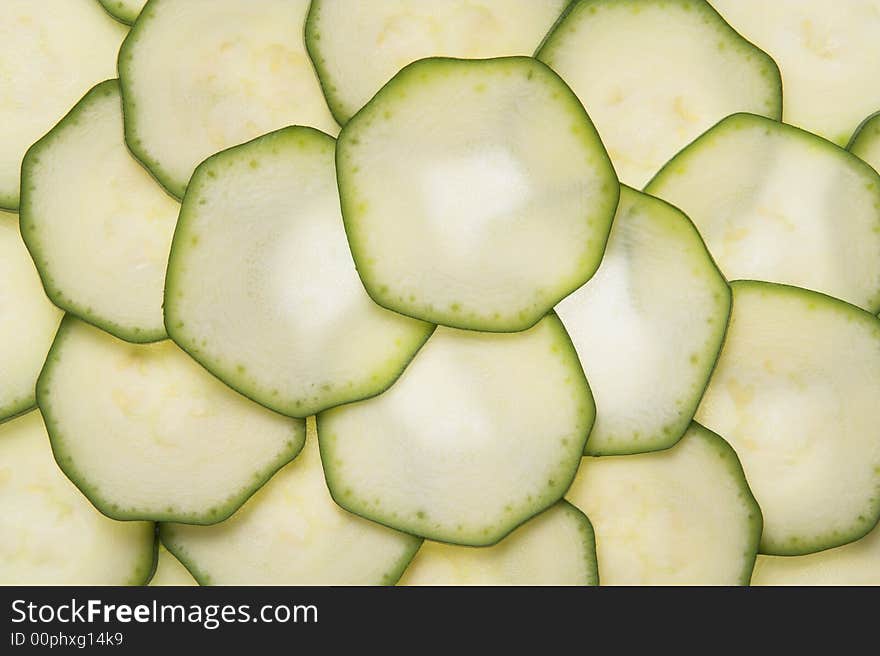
[148, 544, 197, 586]
[556, 186, 730, 456]
[537, 0, 781, 188]
[317, 314, 594, 546]
[696, 281, 880, 555]
[37, 317, 306, 525]
[647, 113, 880, 313]
[398, 502, 598, 586]
[20, 80, 179, 343]
[99, 0, 146, 25]
[118, 0, 339, 198]
[306, 0, 569, 124]
[0, 411, 155, 585]
[165, 126, 433, 418]
[161, 418, 421, 585]
[848, 111, 880, 176]
[567, 423, 762, 585]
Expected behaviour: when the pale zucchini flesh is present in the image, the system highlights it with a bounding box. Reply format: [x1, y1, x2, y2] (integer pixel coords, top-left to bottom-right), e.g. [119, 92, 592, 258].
[0, 0, 127, 209]
[119, 0, 339, 198]
[696, 281, 880, 555]
[306, 0, 569, 124]
[647, 113, 880, 313]
[0, 411, 155, 585]
[148, 543, 198, 586]
[99, 0, 146, 25]
[161, 418, 421, 586]
[567, 423, 762, 585]
[37, 317, 306, 524]
[848, 111, 880, 176]
[337, 56, 618, 332]
[318, 314, 594, 546]
[20, 80, 178, 343]
[0, 211, 63, 421]
[537, 0, 782, 188]
[399, 502, 598, 586]
[165, 126, 432, 418]
[556, 186, 730, 456]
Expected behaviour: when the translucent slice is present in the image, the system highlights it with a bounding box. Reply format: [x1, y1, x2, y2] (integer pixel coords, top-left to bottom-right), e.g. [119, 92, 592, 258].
[848, 111, 880, 175]
[318, 314, 594, 546]
[647, 113, 880, 312]
[166, 127, 432, 418]
[567, 423, 762, 585]
[37, 317, 305, 524]
[119, 0, 339, 198]
[556, 186, 730, 456]
[149, 544, 197, 586]
[537, 0, 781, 187]
[161, 418, 421, 586]
[20, 80, 179, 343]
[337, 56, 618, 332]
[696, 281, 880, 555]
[99, 0, 146, 25]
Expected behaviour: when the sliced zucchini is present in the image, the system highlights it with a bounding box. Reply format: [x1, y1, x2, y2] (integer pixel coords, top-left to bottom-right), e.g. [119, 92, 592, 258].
[556, 186, 730, 456]
[165, 126, 432, 418]
[99, 0, 146, 25]
[0, 0, 126, 210]
[567, 423, 762, 585]
[20, 80, 179, 343]
[710, 0, 880, 147]
[398, 502, 598, 586]
[848, 111, 880, 175]
[536, 0, 781, 188]
[119, 0, 339, 198]
[37, 316, 305, 524]
[751, 524, 880, 586]
[318, 314, 594, 546]
[647, 113, 880, 313]
[161, 418, 421, 585]
[696, 281, 880, 555]
[337, 56, 618, 332]
[148, 544, 197, 586]
[0, 211, 63, 421]
[0, 411, 155, 585]
[305, 0, 569, 125]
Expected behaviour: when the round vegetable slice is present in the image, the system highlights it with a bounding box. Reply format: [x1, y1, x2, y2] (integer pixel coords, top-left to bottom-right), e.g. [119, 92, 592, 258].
[695, 281, 880, 555]
[20, 80, 178, 343]
[317, 313, 594, 546]
[0, 0, 127, 210]
[99, 0, 145, 25]
[710, 0, 880, 147]
[567, 423, 762, 585]
[398, 502, 598, 586]
[37, 316, 305, 524]
[161, 418, 421, 585]
[118, 0, 339, 198]
[536, 0, 781, 188]
[148, 544, 197, 586]
[848, 110, 880, 175]
[0, 211, 63, 421]
[337, 56, 618, 333]
[556, 186, 730, 456]
[751, 524, 880, 586]
[305, 0, 569, 125]
[166, 126, 432, 418]
[647, 113, 880, 313]
[0, 411, 155, 585]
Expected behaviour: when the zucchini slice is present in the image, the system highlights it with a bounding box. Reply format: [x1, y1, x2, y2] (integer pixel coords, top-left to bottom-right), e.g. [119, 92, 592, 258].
[751, 524, 880, 586]
[696, 281, 880, 555]
[99, 0, 145, 25]
[0, 211, 63, 422]
[118, 0, 339, 198]
[556, 186, 730, 456]
[20, 80, 178, 344]
[0, 0, 127, 210]
[398, 502, 598, 586]
[0, 411, 155, 585]
[710, 0, 880, 147]
[337, 56, 618, 332]
[165, 126, 432, 418]
[37, 316, 305, 524]
[537, 0, 781, 188]
[317, 314, 594, 546]
[161, 418, 421, 586]
[148, 544, 197, 586]
[567, 423, 762, 585]
[647, 113, 880, 313]
[848, 111, 880, 175]
[305, 0, 569, 125]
